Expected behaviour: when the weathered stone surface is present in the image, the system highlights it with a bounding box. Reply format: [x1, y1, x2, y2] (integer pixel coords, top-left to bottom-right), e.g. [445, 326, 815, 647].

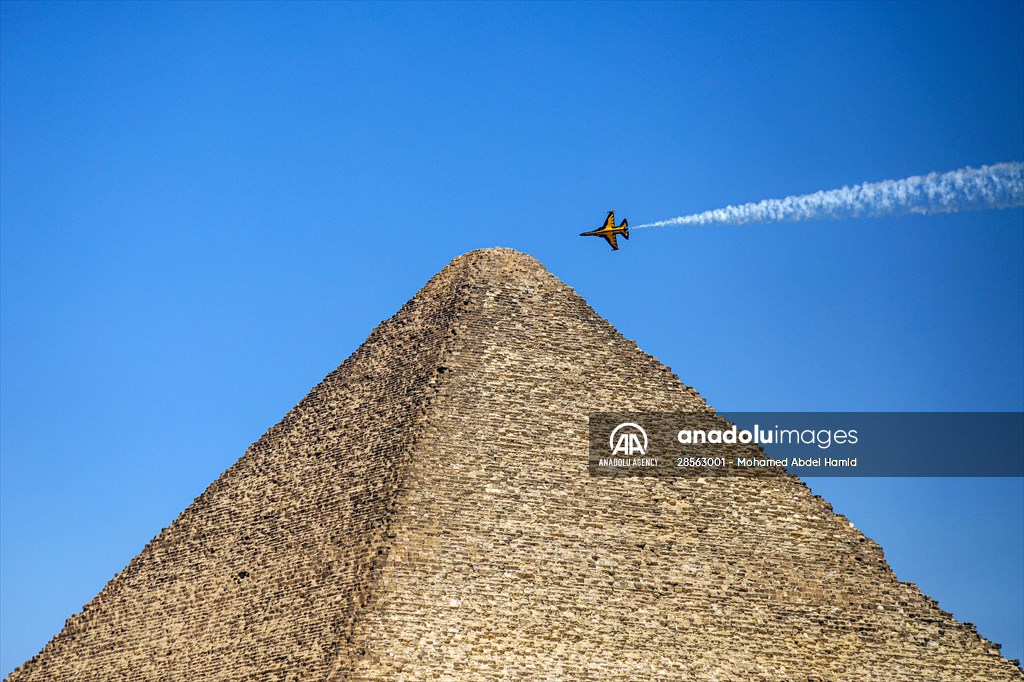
[8, 248, 1022, 680]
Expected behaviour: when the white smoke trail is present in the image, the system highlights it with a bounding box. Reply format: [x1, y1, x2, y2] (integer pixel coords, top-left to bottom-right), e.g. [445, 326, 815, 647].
[633, 162, 1024, 229]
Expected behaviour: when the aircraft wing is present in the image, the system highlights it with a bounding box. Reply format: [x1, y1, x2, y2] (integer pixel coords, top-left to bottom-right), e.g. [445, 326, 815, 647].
[602, 212, 615, 230]
[603, 233, 620, 250]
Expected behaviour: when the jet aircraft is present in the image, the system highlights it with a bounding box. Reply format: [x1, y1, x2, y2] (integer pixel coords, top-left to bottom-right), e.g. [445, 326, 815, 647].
[580, 211, 629, 251]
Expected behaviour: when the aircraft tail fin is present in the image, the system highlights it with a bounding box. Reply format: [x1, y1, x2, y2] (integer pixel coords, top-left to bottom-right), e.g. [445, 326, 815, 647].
[620, 219, 629, 240]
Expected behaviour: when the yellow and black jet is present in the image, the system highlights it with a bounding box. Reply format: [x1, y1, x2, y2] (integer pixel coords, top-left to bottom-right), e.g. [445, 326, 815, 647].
[580, 211, 629, 251]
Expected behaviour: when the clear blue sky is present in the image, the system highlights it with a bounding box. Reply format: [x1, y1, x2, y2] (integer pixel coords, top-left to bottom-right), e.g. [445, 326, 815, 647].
[2, 1, 1022, 674]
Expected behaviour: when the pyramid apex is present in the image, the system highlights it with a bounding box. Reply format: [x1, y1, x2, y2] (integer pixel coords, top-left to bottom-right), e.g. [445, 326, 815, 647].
[449, 246, 540, 267]
[431, 247, 553, 290]
[458, 246, 528, 257]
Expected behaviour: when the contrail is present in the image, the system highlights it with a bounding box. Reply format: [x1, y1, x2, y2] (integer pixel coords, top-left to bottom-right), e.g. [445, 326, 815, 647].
[633, 162, 1024, 229]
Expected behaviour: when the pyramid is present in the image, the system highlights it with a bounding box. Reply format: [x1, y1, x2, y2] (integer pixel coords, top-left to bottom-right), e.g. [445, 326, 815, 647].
[9, 248, 1021, 681]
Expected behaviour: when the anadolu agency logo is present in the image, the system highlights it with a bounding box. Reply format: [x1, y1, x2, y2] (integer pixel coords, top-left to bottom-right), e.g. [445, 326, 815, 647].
[600, 422, 657, 467]
[610, 422, 647, 456]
